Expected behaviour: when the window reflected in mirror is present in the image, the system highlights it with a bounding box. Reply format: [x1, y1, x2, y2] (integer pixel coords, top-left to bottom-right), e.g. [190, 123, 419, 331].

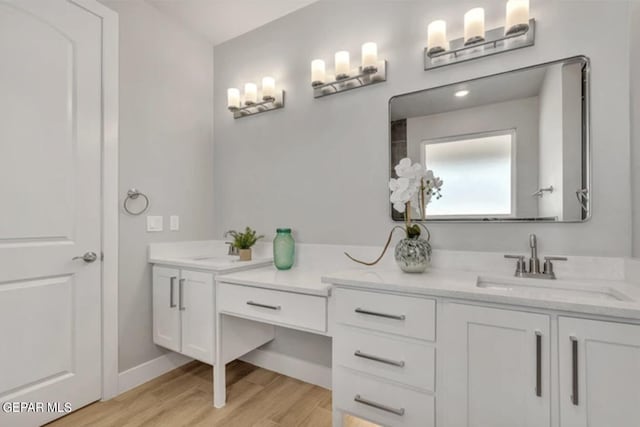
[422, 131, 514, 217]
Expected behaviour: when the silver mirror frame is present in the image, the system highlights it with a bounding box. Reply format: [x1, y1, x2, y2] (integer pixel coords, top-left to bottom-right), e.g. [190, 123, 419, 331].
[389, 55, 591, 223]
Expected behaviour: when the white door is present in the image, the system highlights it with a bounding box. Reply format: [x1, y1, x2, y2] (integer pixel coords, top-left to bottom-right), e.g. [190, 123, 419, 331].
[0, 1, 103, 425]
[559, 317, 640, 427]
[438, 303, 551, 427]
[180, 270, 214, 363]
[152, 266, 181, 352]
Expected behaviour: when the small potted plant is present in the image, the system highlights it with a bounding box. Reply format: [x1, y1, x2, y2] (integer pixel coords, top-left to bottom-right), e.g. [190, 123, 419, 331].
[226, 227, 264, 261]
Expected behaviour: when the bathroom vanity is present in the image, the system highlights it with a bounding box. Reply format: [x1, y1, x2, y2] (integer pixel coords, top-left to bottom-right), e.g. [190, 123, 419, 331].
[148, 242, 275, 365]
[149, 240, 640, 427]
[324, 268, 640, 427]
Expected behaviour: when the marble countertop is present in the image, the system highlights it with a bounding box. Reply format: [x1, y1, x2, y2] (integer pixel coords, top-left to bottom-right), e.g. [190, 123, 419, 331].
[322, 268, 640, 320]
[148, 240, 640, 319]
[216, 267, 331, 296]
[149, 255, 273, 273]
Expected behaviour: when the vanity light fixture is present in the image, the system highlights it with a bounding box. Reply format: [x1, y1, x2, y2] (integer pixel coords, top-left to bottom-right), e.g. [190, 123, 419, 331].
[227, 78, 285, 119]
[311, 59, 326, 87]
[427, 20, 448, 55]
[454, 89, 470, 97]
[361, 42, 379, 74]
[424, 0, 535, 70]
[335, 51, 351, 80]
[262, 77, 276, 102]
[311, 42, 387, 99]
[464, 8, 485, 45]
[244, 83, 258, 105]
[505, 0, 530, 35]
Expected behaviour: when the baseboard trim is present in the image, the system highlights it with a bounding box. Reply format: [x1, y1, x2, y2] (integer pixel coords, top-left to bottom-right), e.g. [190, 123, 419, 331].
[240, 349, 332, 390]
[118, 352, 193, 395]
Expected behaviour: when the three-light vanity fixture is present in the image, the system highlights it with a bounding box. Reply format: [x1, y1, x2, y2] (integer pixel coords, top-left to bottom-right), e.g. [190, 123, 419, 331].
[310, 42, 387, 98]
[424, 0, 535, 70]
[227, 76, 285, 119]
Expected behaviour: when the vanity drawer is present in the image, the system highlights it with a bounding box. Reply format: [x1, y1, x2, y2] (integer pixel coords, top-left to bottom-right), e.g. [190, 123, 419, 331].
[334, 288, 436, 341]
[334, 367, 434, 427]
[334, 327, 435, 392]
[217, 282, 327, 332]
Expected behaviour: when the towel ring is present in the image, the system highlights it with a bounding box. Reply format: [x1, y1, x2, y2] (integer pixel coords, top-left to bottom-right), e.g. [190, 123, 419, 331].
[123, 189, 149, 215]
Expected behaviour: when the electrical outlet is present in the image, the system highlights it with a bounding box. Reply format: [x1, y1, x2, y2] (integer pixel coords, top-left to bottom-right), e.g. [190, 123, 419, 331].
[170, 215, 180, 231]
[146, 216, 163, 232]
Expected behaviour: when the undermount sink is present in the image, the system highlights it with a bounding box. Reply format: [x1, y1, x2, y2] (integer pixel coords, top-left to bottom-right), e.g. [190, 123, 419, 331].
[190, 255, 239, 262]
[476, 276, 632, 302]
[186, 255, 244, 266]
[184, 255, 271, 268]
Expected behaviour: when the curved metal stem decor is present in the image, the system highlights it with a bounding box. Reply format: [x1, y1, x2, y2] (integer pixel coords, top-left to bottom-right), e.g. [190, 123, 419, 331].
[344, 224, 431, 266]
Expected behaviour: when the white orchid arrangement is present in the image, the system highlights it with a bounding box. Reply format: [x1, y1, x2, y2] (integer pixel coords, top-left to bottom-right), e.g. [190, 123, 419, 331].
[389, 158, 443, 237]
[344, 158, 443, 266]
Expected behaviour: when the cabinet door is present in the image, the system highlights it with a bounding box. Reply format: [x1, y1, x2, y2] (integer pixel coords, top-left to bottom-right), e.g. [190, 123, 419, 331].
[180, 269, 214, 363]
[559, 317, 640, 427]
[439, 303, 551, 427]
[152, 266, 181, 352]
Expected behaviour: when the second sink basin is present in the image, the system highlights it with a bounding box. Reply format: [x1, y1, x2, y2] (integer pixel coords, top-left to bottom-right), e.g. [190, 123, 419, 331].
[190, 255, 240, 263]
[477, 276, 632, 302]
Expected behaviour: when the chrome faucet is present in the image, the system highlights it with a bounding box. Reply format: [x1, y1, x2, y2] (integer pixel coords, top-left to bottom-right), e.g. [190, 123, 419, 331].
[224, 231, 240, 256]
[529, 234, 540, 274]
[504, 234, 567, 279]
[225, 242, 239, 256]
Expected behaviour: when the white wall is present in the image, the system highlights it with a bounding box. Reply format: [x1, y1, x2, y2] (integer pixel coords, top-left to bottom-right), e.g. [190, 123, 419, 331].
[631, 3, 640, 256]
[100, 0, 215, 372]
[213, 0, 631, 257]
[538, 65, 564, 219]
[406, 97, 539, 218]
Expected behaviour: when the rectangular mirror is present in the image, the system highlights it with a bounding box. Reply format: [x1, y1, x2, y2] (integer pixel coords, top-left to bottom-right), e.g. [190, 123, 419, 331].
[390, 56, 590, 222]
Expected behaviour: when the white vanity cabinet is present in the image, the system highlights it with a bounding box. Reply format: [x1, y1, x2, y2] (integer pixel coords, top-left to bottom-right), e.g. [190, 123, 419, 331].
[558, 317, 640, 427]
[330, 283, 640, 427]
[438, 303, 551, 427]
[152, 266, 214, 363]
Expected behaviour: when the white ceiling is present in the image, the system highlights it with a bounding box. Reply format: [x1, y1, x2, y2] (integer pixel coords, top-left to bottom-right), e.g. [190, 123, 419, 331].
[147, 0, 317, 45]
[390, 66, 549, 120]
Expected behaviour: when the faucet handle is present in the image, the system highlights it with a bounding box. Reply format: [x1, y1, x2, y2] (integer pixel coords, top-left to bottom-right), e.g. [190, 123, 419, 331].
[543, 256, 567, 278]
[505, 254, 527, 275]
[544, 256, 568, 261]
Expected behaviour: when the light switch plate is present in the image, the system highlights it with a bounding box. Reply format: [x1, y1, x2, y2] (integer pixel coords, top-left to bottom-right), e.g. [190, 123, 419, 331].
[146, 216, 163, 232]
[170, 215, 180, 231]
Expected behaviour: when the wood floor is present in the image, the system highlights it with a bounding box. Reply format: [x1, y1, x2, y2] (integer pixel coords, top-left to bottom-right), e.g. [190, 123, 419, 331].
[46, 360, 376, 427]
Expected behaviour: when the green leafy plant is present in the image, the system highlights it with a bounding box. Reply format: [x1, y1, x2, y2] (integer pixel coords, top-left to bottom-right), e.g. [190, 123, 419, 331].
[226, 227, 264, 250]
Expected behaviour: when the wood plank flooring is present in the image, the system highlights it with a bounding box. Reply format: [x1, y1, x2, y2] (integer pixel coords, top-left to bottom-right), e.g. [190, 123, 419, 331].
[46, 360, 377, 427]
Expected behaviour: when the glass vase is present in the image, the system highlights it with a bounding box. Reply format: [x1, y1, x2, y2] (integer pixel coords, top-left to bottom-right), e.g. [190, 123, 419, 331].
[394, 235, 431, 273]
[273, 228, 295, 270]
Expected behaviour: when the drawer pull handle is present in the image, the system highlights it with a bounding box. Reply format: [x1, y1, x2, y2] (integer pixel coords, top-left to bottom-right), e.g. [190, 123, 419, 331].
[179, 278, 186, 311]
[535, 331, 542, 397]
[246, 301, 281, 311]
[169, 276, 177, 308]
[354, 350, 405, 367]
[354, 394, 405, 416]
[354, 308, 406, 321]
[570, 336, 579, 406]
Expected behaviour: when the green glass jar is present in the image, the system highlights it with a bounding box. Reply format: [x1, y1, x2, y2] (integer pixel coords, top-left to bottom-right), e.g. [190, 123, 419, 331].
[273, 228, 295, 270]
